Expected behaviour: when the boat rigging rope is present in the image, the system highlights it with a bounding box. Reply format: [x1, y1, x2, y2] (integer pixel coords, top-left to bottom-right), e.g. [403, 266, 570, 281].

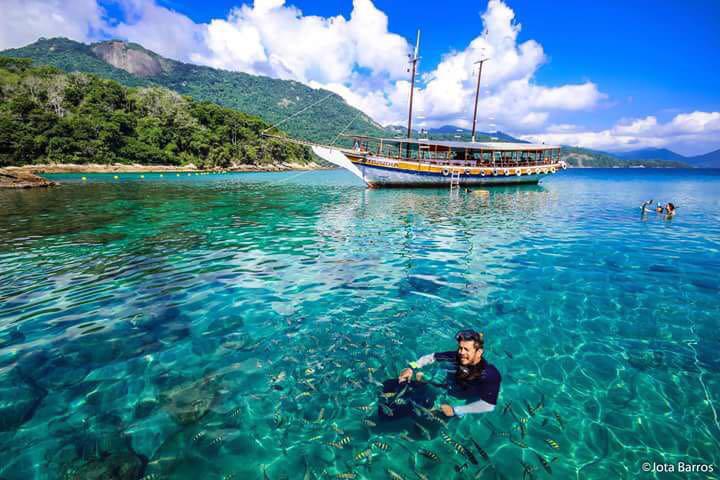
[330, 110, 363, 147]
[261, 92, 337, 135]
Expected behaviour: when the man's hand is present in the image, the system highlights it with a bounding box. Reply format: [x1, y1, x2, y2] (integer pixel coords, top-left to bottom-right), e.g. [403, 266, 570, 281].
[440, 404, 455, 417]
[398, 368, 413, 383]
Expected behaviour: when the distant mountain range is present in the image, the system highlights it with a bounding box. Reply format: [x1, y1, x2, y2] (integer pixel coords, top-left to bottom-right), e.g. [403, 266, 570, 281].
[614, 147, 720, 168]
[385, 125, 526, 143]
[615, 148, 686, 162]
[2, 37, 718, 168]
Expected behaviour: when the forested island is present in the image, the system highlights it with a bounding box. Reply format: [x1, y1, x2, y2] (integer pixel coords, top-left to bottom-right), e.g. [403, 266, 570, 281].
[0, 57, 311, 172]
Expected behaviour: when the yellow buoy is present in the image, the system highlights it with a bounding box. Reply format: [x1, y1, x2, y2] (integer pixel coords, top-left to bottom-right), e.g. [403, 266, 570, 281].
[113, 175, 119, 180]
[160, 174, 164, 177]
[176, 173, 180, 177]
[81, 176, 87, 181]
[140, 175, 145, 179]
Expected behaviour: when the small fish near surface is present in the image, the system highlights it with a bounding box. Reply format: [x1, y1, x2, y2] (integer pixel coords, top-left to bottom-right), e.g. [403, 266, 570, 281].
[553, 412, 565, 430]
[386, 468, 405, 480]
[524, 400, 536, 417]
[380, 404, 394, 417]
[455, 463, 469, 473]
[441, 432, 477, 464]
[534, 452, 554, 474]
[362, 419, 377, 428]
[502, 401, 514, 415]
[333, 473, 357, 479]
[413, 421, 431, 441]
[209, 434, 225, 447]
[355, 448, 373, 461]
[510, 437, 528, 449]
[273, 411, 284, 427]
[470, 438, 489, 462]
[373, 440, 391, 451]
[545, 438, 560, 450]
[521, 460, 537, 480]
[418, 448, 441, 463]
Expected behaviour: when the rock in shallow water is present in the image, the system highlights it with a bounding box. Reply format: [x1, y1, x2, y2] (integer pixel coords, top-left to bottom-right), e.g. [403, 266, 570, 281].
[62, 452, 146, 480]
[0, 372, 46, 432]
[0, 168, 56, 188]
[160, 377, 218, 425]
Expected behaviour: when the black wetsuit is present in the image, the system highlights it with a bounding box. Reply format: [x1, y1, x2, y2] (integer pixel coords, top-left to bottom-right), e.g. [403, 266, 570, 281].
[379, 351, 501, 419]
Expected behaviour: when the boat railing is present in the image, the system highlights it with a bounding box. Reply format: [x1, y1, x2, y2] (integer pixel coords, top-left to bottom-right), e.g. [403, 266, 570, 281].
[357, 153, 559, 168]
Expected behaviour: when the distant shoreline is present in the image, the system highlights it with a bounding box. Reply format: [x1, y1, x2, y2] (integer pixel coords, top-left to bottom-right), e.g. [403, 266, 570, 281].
[13, 162, 328, 173]
[0, 162, 330, 188]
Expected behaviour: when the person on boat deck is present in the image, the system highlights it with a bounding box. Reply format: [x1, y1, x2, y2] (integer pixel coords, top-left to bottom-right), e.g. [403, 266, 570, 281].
[397, 330, 501, 417]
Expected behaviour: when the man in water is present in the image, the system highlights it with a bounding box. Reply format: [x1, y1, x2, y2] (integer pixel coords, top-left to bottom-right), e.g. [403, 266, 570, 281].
[397, 330, 501, 417]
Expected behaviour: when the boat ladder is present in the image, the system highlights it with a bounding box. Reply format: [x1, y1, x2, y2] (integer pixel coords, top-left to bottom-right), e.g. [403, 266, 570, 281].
[449, 169, 461, 189]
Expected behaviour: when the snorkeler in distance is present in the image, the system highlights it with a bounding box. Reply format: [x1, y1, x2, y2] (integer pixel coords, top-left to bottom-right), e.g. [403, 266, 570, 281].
[641, 200, 676, 218]
[665, 202, 676, 217]
[397, 330, 501, 417]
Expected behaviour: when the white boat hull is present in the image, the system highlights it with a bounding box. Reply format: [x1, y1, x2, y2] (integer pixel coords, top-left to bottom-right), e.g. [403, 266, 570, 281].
[312, 146, 558, 188]
[358, 163, 547, 187]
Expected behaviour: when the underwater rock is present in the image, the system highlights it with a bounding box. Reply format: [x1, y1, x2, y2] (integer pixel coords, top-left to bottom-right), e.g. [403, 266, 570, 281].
[134, 397, 160, 419]
[160, 377, 218, 425]
[17, 349, 90, 391]
[626, 350, 664, 371]
[62, 451, 146, 480]
[0, 372, 46, 432]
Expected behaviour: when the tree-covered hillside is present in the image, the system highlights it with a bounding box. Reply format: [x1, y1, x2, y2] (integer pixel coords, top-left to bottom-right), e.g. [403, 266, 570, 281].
[0, 57, 310, 168]
[1, 38, 387, 145]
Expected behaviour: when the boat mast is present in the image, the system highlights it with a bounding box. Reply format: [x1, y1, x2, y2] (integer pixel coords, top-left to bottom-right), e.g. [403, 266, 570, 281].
[470, 58, 489, 142]
[406, 30, 420, 139]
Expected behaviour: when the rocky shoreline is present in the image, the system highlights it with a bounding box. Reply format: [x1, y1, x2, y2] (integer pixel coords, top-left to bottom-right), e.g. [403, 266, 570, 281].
[0, 162, 330, 188]
[0, 168, 57, 188]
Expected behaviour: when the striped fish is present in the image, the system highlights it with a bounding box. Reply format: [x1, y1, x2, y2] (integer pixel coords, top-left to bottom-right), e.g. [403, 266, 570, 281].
[545, 438, 560, 449]
[373, 440, 391, 451]
[354, 448, 372, 461]
[455, 463, 469, 473]
[386, 469, 405, 480]
[333, 473, 357, 479]
[470, 438, 489, 462]
[534, 452, 553, 474]
[418, 448, 440, 463]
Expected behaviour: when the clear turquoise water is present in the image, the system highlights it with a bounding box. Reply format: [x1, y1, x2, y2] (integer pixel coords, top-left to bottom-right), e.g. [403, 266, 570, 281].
[0, 169, 719, 479]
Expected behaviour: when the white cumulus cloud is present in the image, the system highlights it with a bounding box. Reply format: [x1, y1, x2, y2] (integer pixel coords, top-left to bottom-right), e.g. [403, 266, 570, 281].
[522, 111, 720, 154]
[0, 0, 106, 49]
[3, 0, 717, 154]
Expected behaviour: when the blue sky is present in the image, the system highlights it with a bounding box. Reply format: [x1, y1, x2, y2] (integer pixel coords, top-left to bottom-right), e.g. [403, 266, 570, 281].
[2, 0, 719, 154]
[154, 0, 720, 134]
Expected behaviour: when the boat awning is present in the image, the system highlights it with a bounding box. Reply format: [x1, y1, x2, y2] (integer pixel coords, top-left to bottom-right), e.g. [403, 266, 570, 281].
[346, 136, 559, 151]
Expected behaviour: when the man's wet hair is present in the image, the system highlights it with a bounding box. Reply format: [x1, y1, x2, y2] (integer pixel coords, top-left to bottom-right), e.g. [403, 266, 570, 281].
[456, 330, 484, 350]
